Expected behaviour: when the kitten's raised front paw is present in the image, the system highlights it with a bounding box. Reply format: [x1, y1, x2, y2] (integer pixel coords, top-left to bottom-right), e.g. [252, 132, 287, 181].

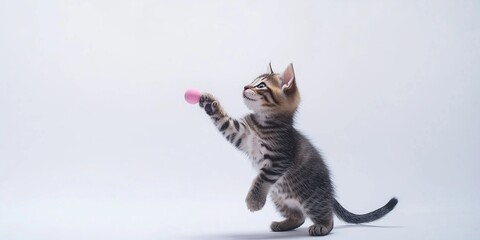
[199, 93, 220, 116]
[245, 192, 266, 212]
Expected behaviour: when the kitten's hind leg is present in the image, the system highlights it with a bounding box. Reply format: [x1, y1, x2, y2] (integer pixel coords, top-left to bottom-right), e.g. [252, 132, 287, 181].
[271, 208, 305, 232]
[307, 211, 334, 236]
[270, 196, 305, 232]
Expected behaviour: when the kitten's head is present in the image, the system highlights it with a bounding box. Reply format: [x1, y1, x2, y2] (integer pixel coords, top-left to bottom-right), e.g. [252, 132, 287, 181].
[243, 63, 300, 116]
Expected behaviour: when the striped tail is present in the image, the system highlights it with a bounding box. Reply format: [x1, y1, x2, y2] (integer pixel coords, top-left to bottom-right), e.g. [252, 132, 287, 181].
[333, 198, 398, 224]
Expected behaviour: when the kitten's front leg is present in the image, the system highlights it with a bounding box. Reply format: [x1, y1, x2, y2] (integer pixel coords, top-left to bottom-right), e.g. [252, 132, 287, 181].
[246, 175, 272, 212]
[199, 93, 225, 117]
[247, 160, 289, 212]
[199, 93, 249, 151]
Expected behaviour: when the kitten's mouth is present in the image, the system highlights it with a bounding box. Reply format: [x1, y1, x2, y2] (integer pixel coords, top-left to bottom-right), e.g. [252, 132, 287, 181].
[243, 93, 256, 101]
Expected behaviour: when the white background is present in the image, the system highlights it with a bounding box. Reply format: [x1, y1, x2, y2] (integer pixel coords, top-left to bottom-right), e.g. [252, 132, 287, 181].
[1, 0, 479, 239]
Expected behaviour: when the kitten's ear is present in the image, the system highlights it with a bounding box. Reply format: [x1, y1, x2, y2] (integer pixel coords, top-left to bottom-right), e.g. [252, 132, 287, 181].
[268, 62, 274, 74]
[281, 63, 296, 91]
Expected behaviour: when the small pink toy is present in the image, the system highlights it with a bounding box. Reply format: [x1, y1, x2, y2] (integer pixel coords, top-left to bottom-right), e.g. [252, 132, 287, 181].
[184, 88, 202, 104]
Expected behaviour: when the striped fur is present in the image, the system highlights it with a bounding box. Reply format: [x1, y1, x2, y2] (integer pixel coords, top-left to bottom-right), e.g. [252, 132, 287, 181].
[199, 63, 398, 236]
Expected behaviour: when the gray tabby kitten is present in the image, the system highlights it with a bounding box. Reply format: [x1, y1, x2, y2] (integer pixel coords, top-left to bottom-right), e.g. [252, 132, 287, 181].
[198, 63, 397, 236]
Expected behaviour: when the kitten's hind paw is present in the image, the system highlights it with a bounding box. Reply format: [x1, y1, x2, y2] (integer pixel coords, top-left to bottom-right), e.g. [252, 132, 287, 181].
[271, 218, 305, 232]
[308, 223, 333, 236]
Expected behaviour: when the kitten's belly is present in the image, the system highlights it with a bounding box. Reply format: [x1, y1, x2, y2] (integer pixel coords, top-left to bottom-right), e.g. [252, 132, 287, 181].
[270, 178, 303, 211]
[244, 134, 301, 210]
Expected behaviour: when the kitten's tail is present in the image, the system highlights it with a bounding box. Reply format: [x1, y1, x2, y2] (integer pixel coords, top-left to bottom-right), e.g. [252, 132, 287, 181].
[333, 198, 398, 224]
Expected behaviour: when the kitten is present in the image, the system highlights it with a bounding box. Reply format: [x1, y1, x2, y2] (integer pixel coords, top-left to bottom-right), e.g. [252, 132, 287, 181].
[198, 63, 397, 236]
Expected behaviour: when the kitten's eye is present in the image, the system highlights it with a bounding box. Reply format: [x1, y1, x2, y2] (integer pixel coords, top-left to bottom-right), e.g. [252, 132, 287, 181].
[256, 83, 267, 89]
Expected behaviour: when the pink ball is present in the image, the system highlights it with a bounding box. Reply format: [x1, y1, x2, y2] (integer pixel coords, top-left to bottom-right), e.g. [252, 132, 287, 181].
[184, 88, 202, 104]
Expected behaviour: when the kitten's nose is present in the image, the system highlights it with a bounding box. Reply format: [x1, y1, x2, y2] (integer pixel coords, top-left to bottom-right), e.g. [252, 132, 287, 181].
[244, 86, 250, 91]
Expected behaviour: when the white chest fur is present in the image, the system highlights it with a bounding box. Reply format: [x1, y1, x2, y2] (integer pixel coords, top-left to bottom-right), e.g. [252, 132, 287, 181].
[244, 134, 269, 170]
[245, 134, 262, 168]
